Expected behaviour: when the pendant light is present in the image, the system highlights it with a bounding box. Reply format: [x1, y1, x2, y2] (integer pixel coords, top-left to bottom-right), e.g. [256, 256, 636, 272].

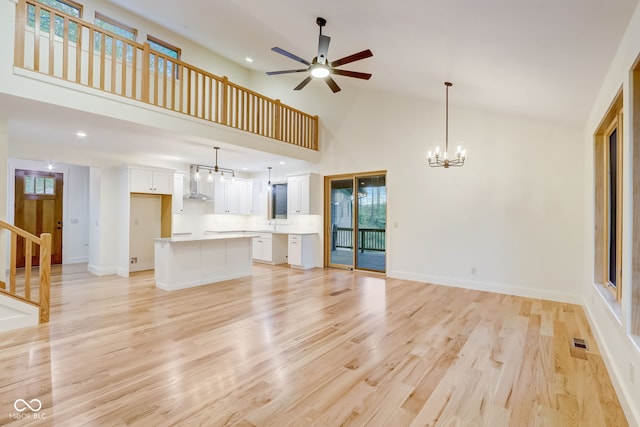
[427, 82, 467, 168]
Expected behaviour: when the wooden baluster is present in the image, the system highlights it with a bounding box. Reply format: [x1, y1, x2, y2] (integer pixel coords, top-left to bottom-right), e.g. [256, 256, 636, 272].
[75, 20, 82, 83]
[153, 54, 160, 105]
[162, 59, 168, 108]
[110, 35, 116, 93]
[207, 76, 213, 121]
[38, 234, 51, 323]
[62, 16, 69, 80]
[313, 115, 319, 150]
[88, 27, 94, 87]
[24, 241, 32, 300]
[221, 76, 228, 126]
[14, 0, 26, 68]
[10, 233, 17, 294]
[34, 4, 40, 71]
[121, 40, 127, 97]
[274, 99, 281, 141]
[99, 31, 106, 90]
[131, 42, 137, 99]
[48, 10, 54, 75]
[141, 42, 150, 103]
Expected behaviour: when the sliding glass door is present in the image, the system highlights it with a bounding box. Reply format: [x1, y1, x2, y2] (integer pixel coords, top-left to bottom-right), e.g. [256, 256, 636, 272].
[326, 172, 386, 272]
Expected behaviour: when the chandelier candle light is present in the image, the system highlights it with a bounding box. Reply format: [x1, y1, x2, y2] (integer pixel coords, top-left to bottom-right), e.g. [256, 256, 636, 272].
[427, 82, 467, 168]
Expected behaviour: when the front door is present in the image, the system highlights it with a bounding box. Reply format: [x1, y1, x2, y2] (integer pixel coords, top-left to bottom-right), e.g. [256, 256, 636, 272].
[14, 169, 63, 267]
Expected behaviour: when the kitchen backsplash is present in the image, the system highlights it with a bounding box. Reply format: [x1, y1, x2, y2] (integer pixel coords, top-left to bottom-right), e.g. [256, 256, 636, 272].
[173, 198, 321, 235]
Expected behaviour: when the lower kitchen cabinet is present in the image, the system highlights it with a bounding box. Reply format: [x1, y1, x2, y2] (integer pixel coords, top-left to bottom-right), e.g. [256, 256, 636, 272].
[252, 233, 287, 265]
[288, 234, 316, 269]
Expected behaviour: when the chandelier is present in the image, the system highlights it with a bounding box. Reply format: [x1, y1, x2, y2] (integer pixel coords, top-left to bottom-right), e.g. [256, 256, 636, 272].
[195, 147, 235, 182]
[427, 82, 467, 168]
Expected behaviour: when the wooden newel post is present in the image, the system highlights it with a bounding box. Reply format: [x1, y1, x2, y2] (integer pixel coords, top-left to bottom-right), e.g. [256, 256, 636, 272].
[274, 99, 281, 141]
[221, 76, 229, 126]
[39, 233, 51, 323]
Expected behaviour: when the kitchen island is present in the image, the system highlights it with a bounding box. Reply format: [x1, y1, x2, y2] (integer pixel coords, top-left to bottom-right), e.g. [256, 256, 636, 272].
[154, 233, 256, 291]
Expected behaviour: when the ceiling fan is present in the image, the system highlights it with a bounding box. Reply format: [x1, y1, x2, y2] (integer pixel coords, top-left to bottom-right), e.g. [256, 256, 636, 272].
[266, 17, 373, 93]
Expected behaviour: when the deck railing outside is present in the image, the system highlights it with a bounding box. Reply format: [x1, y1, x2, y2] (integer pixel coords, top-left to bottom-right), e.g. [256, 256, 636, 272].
[332, 226, 386, 253]
[0, 220, 51, 323]
[13, 0, 318, 150]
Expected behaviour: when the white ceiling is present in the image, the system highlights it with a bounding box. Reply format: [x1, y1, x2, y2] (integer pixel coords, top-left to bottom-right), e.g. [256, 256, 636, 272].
[5, 0, 639, 172]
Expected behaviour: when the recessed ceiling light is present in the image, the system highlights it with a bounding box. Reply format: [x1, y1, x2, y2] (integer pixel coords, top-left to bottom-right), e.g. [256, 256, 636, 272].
[245, 57, 253, 63]
[280, 161, 285, 165]
[242, 167, 248, 170]
[76, 131, 87, 137]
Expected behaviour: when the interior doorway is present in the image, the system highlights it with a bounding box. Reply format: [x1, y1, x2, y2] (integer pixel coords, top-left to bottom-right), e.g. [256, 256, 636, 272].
[325, 171, 386, 272]
[14, 169, 64, 267]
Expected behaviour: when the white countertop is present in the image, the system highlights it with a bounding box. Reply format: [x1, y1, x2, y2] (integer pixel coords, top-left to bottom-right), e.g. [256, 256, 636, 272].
[154, 233, 257, 243]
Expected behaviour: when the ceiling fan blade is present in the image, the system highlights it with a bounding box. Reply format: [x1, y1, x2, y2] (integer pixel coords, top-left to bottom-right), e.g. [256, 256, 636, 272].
[332, 69, 372, 80]
[294, 76, 313, 91]
[330, 49, 373, 68]
[325, 76, 342, 93]
[266, 69, 308, 76]
[271, 47, 311, 66]
[317, 35, 331, 65]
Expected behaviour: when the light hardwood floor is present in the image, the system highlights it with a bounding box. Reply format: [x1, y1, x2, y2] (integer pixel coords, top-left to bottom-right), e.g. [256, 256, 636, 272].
[0, 263, 628, 426]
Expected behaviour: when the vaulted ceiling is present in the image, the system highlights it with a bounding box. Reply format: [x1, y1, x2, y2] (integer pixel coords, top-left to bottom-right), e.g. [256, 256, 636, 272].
[109, 0, 639, 126]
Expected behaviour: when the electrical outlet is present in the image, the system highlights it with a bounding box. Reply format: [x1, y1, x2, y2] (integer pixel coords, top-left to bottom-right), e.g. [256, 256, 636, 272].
[471, 267, 477, 275]
[130, 257, 137, 264]
[631, 362, 635, 384]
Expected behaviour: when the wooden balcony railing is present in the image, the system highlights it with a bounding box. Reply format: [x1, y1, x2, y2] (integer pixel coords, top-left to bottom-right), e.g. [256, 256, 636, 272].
[13, 0, 318, 150]
[0, 220, 51, 323]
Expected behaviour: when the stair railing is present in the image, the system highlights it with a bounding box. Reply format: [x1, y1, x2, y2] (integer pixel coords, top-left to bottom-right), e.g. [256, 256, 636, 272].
[0, 220, 51, 323]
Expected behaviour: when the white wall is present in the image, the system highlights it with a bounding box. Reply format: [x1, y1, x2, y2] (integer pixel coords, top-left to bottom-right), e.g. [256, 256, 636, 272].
[581, 1, 640, 425]
[252, 72, 586, 302]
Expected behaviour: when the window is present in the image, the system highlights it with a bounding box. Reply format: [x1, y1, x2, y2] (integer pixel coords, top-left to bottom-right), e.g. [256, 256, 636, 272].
[94, 12, 137, 62]
[269, 183, 288, 219]
[147, 35, 181, 78]
[27, 0, 82, 41]
[594, 90, 623, 301]
[24, 175, 55, 195]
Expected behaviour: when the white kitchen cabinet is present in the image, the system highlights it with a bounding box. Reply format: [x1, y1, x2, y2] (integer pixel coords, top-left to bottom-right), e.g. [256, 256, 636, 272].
[237, 180, 254, 215]
[214, 179, 237, 214]
[287, 174, 320, 215]
[214, 178, 254, 215]
[288, 234, 317, 269]
[130, 168, 173, 194]
[172, 173, 184, 213]
[252, 233, 287, 264]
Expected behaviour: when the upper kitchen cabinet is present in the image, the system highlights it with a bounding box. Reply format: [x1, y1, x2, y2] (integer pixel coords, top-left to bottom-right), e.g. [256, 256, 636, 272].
[130, 168, 174, 194]
[213, 178, 254, 215]
[288, 174, 320, 215]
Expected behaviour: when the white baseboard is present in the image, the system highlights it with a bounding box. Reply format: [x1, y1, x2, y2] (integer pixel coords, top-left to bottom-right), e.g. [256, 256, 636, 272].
[63, 256, 89, 265]
[87, 264, 116, 276]
[386, 270, 582, 305]
[582, 296, 640, 427]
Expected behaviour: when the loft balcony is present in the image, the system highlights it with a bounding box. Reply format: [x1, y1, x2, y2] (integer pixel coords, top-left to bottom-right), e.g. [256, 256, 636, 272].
[10, 0, 319, 151]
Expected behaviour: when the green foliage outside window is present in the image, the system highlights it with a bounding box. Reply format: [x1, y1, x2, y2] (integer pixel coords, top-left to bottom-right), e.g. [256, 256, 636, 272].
[148, 38, 179, 78]
[94, 16, 136, 62]
[27, 0, 80, 42]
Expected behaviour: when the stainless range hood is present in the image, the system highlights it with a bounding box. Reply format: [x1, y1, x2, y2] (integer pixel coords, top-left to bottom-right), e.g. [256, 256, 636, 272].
[185, 164, 213, 200]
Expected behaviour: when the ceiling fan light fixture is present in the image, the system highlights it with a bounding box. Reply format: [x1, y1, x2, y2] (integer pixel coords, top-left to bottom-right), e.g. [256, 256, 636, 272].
[311, 64, 330, 78]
